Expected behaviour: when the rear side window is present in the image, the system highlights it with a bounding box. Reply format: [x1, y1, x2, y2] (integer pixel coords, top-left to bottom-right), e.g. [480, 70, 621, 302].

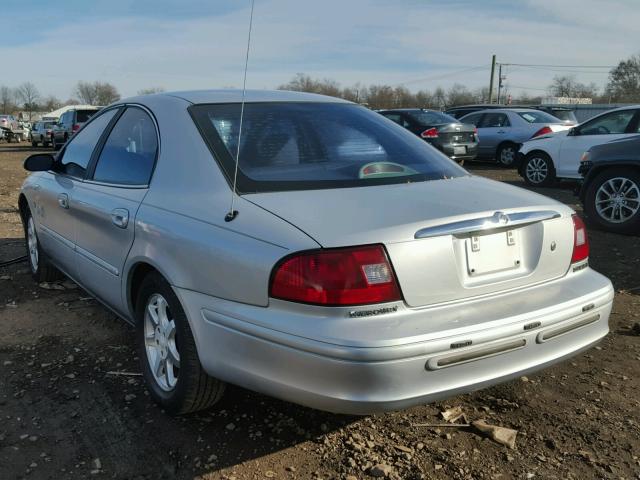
[92, 107, 158, 185]
[57, 109, 118, 178]
[191, 102, 465, 193]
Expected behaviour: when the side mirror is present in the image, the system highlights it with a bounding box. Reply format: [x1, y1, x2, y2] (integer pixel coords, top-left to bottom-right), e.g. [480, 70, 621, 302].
[24, 154, 55, 172]
[567, 127, 578, 137]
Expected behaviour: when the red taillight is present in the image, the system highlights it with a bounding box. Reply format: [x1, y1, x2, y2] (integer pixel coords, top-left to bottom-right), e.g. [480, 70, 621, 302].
[420, 127, 439, 139]
[270, 245, 402, 306]
[72, 123, 80, 132]
[531, 126, 553, 138]
[571, 214, 589, 263]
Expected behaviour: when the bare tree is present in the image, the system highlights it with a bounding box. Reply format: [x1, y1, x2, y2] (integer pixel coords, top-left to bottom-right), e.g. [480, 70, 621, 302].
[548, 75, 598, 99]
[75, 81, 121, 105]
[17, 82, 40, 121]
[606, 53, 640, 102]
[0, 86, 17, 114]
[138, 87, 165, 95]
[41, 95, 62, 112]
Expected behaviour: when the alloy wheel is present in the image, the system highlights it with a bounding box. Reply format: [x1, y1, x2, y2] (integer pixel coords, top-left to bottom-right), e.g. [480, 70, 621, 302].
[525, 157, 548, 184]
[500, 146, 515, 166]
[27, 216, 38, 272]
[595, 176, 640, 224]
[144, 294, 180, 391]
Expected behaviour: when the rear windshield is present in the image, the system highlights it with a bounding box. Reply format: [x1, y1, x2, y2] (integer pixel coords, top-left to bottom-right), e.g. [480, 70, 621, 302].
[190, 102, 465, 193]
[406, 110, 458, 125]
[547, 110, 577, 122]
[76, 110, 99, 123]
[517, 111, 560, 123]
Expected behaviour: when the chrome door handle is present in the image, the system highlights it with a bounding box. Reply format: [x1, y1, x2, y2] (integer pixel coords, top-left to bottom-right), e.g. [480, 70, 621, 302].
[497, 130, 506, 134]
[57, 193, 69, 209]
[111, 208, 129, 229]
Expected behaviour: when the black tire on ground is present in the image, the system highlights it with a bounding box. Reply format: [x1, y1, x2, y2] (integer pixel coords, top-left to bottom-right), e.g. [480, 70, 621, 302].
[31, 141, 38, 147]
[136, 272, 225, 415]
[584, 167, 640, 235]
[496, 142, 519, 167]
[522, 152, 556, 187]
[23, 208, 64, 283]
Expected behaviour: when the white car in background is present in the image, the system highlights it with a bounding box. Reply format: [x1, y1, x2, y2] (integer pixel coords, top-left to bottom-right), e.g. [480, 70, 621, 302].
[518, 105, 640, 186]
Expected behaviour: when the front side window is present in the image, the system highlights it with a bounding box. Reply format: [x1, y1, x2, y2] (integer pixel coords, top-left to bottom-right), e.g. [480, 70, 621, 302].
[580, 110, 636, 135]
[480, 113, 510, 128]
[56, 109, 118, 178]
[460, 113, 483, 126]
[92, 107, 158, 185]
[191, 102, 465, 193]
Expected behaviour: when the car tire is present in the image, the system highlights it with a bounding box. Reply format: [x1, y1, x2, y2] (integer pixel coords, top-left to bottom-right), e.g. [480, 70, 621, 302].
[23, 208, 64, 283]
[522, 152, 556, 187]
[584, 167, 640, 235]
[31, 141, 38, 147]
[496, 142, 518, 167]
[136, 272, 225, 415]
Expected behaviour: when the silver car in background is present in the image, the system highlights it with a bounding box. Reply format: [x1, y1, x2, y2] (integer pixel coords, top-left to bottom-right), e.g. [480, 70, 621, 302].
[460, 109, 571, 167]
[19, 90, 613, 415]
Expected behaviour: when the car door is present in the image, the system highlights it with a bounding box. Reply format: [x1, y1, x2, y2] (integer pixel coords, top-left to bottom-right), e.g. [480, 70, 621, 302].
[557, 109, 639, 178]
[34, 109, 119, 279]
[477, 112, 510, 157]
[73, 106, 158, 315]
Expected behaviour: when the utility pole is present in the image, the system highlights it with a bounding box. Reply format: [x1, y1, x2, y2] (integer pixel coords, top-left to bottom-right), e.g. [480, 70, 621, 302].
[497, 63, 503, 104]
[488, 55, 496, 103]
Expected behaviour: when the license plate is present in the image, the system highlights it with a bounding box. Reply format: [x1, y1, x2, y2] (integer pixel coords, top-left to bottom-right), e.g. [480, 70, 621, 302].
[453, 146, 466, 155]
[465, 229, 521, 276]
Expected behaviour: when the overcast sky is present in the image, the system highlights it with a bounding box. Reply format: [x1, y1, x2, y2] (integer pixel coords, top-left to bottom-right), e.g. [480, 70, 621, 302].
[0, 0, 637, 100]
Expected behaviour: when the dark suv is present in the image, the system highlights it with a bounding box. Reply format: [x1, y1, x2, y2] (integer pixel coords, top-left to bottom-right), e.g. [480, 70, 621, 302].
[52, 107, 101, 149]
[579, 135, 640, 235]
[377, 108, 478, 164]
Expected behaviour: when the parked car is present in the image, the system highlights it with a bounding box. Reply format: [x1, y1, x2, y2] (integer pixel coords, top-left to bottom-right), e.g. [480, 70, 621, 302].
[518, 106, 640, 187]
[377, 108, 477, 164]
[19, 90, 613, 416]
[30, 121, 57, 147]
[0, 114, 25, 142]
[52, 107, 101, 149]
[535, 106, 577, 126]
[578, 135, 640, 234]
[0, 114, 19, 131]
[446, 104, 577, 125]
[460, 109, 570, 166]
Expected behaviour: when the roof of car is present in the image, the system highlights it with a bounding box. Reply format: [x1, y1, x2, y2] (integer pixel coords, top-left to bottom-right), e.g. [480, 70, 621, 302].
[462, 108, 542, 115]
[134, 89, 353, 105]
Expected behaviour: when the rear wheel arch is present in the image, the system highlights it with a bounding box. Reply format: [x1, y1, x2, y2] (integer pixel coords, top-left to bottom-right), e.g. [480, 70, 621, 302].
[18, 194, 30, 223]
[127, 261, 160, 320]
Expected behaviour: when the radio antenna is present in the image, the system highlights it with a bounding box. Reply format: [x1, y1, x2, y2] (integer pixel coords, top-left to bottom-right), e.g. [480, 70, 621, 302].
[225, 0, 255, 222]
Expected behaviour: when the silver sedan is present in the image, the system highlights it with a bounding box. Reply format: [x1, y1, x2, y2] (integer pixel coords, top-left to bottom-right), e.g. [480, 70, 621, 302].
[19, 90, 613, 415]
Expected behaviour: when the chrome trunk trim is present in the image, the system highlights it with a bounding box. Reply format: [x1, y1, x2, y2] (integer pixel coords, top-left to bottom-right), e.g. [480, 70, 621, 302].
[414, 210, 561, 239]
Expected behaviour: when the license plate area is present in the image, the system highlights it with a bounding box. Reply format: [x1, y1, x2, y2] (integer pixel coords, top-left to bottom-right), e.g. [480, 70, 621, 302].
[453, 146, 466, 155]
[465, 229, 521, 276]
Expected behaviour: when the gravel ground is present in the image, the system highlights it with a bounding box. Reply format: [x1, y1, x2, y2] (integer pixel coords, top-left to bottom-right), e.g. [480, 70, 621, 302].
[1, 143, 639, 480]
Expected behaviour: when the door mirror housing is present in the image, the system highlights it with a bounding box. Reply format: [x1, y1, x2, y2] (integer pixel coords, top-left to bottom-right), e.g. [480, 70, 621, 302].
[24, 153, 55, 172]
[567, 127, 579, 136]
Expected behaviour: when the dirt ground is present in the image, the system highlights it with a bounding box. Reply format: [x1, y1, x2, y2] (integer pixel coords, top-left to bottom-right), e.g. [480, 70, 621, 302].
[1, 143, 639, 480]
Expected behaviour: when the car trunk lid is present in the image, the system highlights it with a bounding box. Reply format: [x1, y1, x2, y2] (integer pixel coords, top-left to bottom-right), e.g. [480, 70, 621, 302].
[247, 176, 574, 307]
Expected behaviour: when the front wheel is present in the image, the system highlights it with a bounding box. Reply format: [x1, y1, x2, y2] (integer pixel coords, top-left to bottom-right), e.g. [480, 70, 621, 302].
[522, 152, 556, 187]
[496, 143, 518, 167]
[136, 272, 225, 415]
[584, 168, 640, 235]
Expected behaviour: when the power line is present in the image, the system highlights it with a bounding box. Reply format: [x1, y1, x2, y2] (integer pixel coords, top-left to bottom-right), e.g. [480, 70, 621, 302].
[397, 66, 486, 87]
[499, 62, 615, 69]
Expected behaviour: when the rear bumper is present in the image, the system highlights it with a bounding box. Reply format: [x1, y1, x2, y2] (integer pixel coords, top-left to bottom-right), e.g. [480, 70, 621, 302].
[440, 142, 478, 161]
[176, 268, 613, 414]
